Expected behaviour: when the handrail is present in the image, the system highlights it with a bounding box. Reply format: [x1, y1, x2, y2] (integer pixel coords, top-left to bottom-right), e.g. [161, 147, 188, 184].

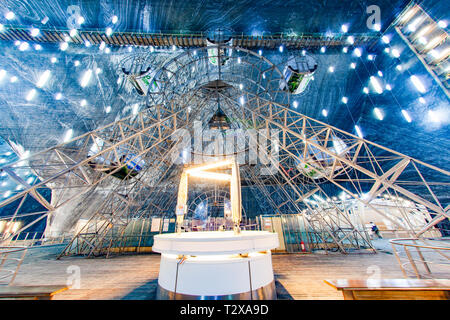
[0, 246, 28, 285]
[390, 238, 450, 279]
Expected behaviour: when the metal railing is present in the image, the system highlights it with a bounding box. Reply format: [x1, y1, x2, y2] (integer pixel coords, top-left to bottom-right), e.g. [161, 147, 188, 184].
[390, 238, 450, 279]
[0, 232, 68, 247]
[0, 246, 28, 285]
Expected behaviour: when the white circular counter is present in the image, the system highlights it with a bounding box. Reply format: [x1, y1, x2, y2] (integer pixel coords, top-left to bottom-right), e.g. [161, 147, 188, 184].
[153, 231, 279, 300]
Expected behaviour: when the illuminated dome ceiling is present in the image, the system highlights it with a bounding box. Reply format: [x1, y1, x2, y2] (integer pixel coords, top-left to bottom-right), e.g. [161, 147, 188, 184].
[0, 1, 448, 224]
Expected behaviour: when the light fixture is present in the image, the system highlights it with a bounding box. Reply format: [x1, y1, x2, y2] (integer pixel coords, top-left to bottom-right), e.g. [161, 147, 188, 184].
[26, 89, 36, 101]
[341, 97, 348, 104]
[279, 45, 284, 52]
[382, 35, 390, 43]
[322, 109, 328, 117]
[30, 28, 40, 37]
[10, 76, 18, 83]
[105, 106, 111, 113]
[374, 107, 384, 120]
[354, 125, 363, 138]
[80, 69, 93, 87]
[132, 103, 139, 115]
[95, 68, 102, 74]
[385, 84, 392, 90]
[401, 110, 412, 123]
[19, 42, 29, 51]
[51, 57, 57, 63]
[80, 99, 87, 107]
[37, 70, 51, 88]
[128, 46, 133, 52]
[69, 29, 77, 37]
[391, 48, 400, 58]
[172, 45, 176, 51]
[347, 36, 354, 44]
[419, 97, 426, 104]
[240, 96, 245, 105]
[328, 66, 334, 73]
[320, 46, 326, 53]
[0, 69, 6, 80]
[396, 65, 402, 71]
[370, 76, 383, 94]
[363, 87, 369, 94]
[341, 24, 348, 33]
[14, 40, 21, 46]
[239, 83, 243, 90]
[418, 37, 427, 45]
[64, 36, 71, 42]
[410, 75, 426, 93]
[438, 20, 447, 28]
[74, 60, 80, 67]
[293, 101, 298, 108]
[301, 50, 306, 56]
[0, 24, 4, 32]
[258, 49, 262, 55]
[350, 62, 356, 69]
[34, 44, 42, 50]
[373, 23, 381, 31]
[77, 16, 85, 25]
[99, 41, 106, 50]
[367, 54, 374, 60]
[342, 47, 348, 53]
[63, 129, 73, 142]
[428, 110, 440, 123]
[41, 16, 49, 24]
[60, 42, 69, 51]
[377, 71, 383, 77]
[112, 15, 118, 24]
[5, 11, 15, 20]
[105, 47, 110, 54]
[353, 48, 362, 57]
[106, 27, 113, 36]
[85, 40, 91, 47]
[384, 48, 390, 53]
[55, 93, 62, 100]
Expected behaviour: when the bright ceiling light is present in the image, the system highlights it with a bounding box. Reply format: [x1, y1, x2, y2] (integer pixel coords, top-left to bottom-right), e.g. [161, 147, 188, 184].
[80, 99, 87, 107]
[373, 23, 381, 31]
[112, 15, 118, 24]
[132, 103, 139, 115]
[5, 12, 15, 20]
[342, 47, 348, 53]
[63, 129, 73, 142]
[391, 48, 400, 58]
[0, 24, 4, 32]
[370, 76, 383, 94]
[320, 46, 326, 53]
[85, 40, 91, 47]
[279, 45, 284, 52]
[128, 46, 133, 52]
[77, 16, 85, 25]
[74, 60, 80, 66]
[258, 49, 262, 55]
[385, 84, 392, 90]
[347, 36, 354, 44]
[367, 54, 374, 60]
[18, 42, 29, 51]
[0, 69, 6, 80]
[353, 48, 362, 57]
[10, 76, 18, 83]
[350, 62, 356, 69]
[428, 110, 440, 122]
[51, 57, 57, 63]
[425, 36, 442, 49]
[341, 97, 348, 104]
[80, 69, 93, 87]
[69, 29, 77, 37]
[328, 66, 334, 73]
[34, 44, 42, 50]
[293, 101, 298, 108]
[99, 41, 105, 50]
[438, 20, 447, 28]
[418, 37, 427, 45]
[354, 125, 363, 138]
[396, 65, 402, 71]
[322, 109, 328, 117]
[240, 96, 245, 105]
[105, 47, 110, 54]
[374, 107, 384, 120]
[36, 70, 51, 88]
[363, 87, 369, 94]
[106, 27, 113, 36]
[377, 71, 383, 77]
[410, 75, 426, 93]
[419, 97, 426, 104]
[55, 92, 62, 100]
[60, 42, 68, 51]
[105, 106, 111, 113]
[382, 35, 390, 43]
[26, 89, 36, 101]
[30, 28, 40, 37]
[401, 110, 412, 123]
[341, 24, 348, 33]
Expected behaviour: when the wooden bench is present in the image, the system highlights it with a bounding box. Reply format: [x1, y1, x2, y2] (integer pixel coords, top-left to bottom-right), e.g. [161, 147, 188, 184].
[324, 279, 450, 300]
[0, 285, 69, 300]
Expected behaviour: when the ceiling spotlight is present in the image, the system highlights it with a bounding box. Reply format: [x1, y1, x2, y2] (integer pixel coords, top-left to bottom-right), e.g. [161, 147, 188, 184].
[370, 76, 383, 94]
[347, 36, 354, 44]
[74, 60, 80, 67]
[374, 107, 384, 120]
[301, 50, 306, 56]
[401, 110, 412, 123]
[26, 89, 37, 101]
[99, 41, 106, 50]
[373, 23, 381, 31]
[341, 97, 348, 104]
[41, 16, 49, 24]
[367, 54, 374, 60]
[320, 46, 326, 53]
[10, 76, 18, 83]
[328, 66, 335, 73]
[354, 125, 363, 138]
[279, 45, 284, 52]
[377, 71, 383, 77]
[342, 47, 348, 53]
[258, 49, 262, 55]
[60, 42, 69, 51]
[419, 97, 426, 104]
[438, 20, 447, 28]
[112, 16, 118, 24]
[85, 40, 91, 47]
[69, 29, 77, 37]
[172, 45, 176, 51]
[350, 62, 356, 69]
[55, 93, 62, 100]
[30, 28, 40, 37]
[391, 48, 400, 58]
[34, 44, 42, 50]
[293, 101, 298, 108]
[18, 42, 29, 51]
[128, 46, 133, 52]
[0, 24, 4, 32]
[410, 75, 426, 93]
[63, 129, 73, 142]
[77, 16, 85, 25]
[80, 99, 87, 107]
[396, 65, 402, 71]
[382, 35, 390, 44]
[36, 70, 51, 88]
[106, 27, 113, 36]
[105, 47, 110, 54]
[385, 84, 392, 91]
[105, 106, 111, 113]
[80, 69, 93, 87]
[51, 57, 57, 63]
[341, 24, 348, 33]
[5, 12, 15, 20]
[322, 109, 328, 117]
[363, 87, 369, 94]
[353, 48, 362, 57]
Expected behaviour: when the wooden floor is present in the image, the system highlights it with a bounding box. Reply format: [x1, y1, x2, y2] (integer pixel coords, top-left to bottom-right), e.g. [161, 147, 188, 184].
[7, 244, 447, 300]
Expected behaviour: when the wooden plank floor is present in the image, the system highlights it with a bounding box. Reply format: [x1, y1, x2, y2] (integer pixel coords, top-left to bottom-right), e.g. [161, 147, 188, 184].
[7, 245, 448, 300]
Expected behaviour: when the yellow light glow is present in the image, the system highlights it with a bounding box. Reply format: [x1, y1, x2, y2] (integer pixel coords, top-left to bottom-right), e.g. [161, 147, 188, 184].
[186, 159, 233, 174]
[189, 171, 232, 181]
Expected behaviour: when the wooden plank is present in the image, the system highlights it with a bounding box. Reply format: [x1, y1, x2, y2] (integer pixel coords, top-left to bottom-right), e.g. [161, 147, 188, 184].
[0, 285, 68, 300]
[324, 278, 450, 290]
